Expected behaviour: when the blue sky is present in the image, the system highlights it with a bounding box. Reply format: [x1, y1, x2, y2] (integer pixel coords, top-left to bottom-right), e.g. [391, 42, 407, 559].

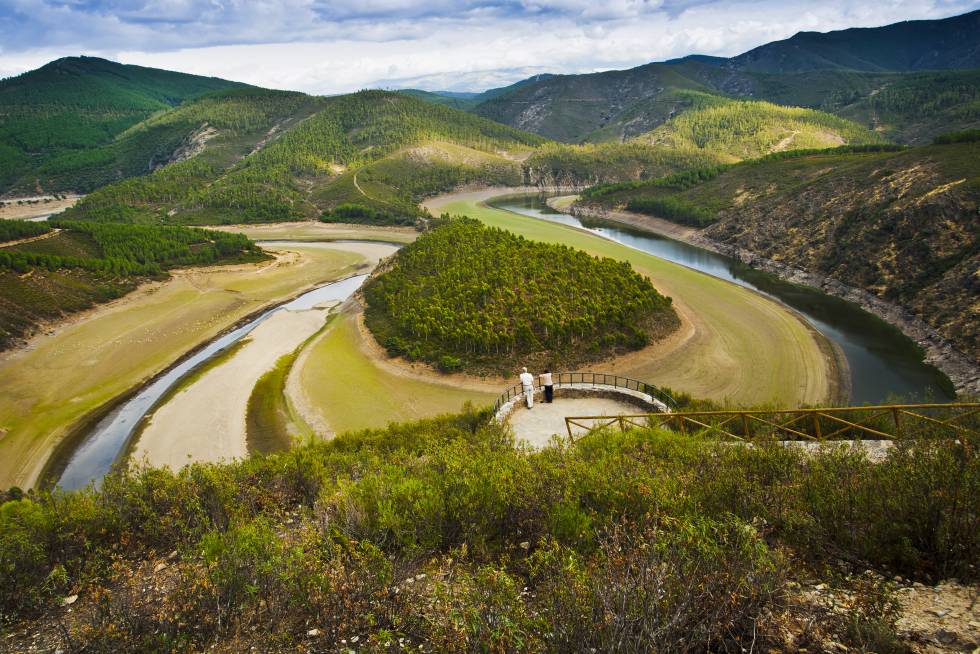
[2, 0, 978, 93]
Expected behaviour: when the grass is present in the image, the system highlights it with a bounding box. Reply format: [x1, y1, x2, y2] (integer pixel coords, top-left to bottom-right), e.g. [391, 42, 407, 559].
[427, 194, 836, 406]
[292, 311, 496, 434]
[0, 241, 372, 490]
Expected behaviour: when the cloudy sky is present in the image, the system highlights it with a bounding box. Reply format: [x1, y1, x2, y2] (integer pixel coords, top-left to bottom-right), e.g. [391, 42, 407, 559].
[1, 0, 978, 93]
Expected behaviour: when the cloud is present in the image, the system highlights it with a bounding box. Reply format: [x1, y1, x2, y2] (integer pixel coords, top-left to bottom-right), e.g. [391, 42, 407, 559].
[1, 0, 978, 92]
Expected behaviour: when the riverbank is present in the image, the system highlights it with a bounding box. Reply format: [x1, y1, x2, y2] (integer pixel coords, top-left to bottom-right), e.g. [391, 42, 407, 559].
[0, 236, 381, 489]
[570, 201, 979, 397]
[425, 189, 844, 407]
[131, 242, 398, 470]
[0, 195, 80, 220]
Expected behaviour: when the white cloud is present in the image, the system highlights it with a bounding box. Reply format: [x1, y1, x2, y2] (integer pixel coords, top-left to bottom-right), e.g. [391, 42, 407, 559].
[1, 0, 977, 92]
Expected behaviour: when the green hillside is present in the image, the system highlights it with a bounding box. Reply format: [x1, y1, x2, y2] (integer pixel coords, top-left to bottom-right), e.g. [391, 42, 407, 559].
[68, 90, 546, 225]
[0, 57, 247, 194]
[634, 93, 881, 160]
[580, 141, 980, 361]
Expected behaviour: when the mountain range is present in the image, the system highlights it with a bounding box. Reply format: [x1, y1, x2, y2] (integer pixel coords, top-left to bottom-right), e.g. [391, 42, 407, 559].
[467, 9, 980, 143]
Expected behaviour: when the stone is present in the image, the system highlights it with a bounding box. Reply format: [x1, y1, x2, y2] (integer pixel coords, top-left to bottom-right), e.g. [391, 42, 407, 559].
[153, 562, 168, 573]
[307, 629, 320, 637]
[62, 595, 78, 606]
[934, 629, 957, 645]
[931, 608, 950, 618]
[519, 541, 530, 550]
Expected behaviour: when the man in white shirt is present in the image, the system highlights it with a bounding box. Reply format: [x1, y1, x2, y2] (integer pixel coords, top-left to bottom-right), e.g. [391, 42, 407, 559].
[519, 367, 535, 408]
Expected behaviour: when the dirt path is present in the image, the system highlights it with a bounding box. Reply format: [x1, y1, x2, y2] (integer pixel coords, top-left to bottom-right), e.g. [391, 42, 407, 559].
[0, 228, 61, 248]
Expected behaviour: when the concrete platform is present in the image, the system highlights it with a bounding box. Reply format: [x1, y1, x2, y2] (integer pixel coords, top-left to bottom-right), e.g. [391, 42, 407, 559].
[506, 396, 643, 448]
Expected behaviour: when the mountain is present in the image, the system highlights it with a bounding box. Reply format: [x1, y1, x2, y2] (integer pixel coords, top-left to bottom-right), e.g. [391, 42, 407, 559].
[68, 90, 546, 225]
[729, 10, 980, 73]
[395, 89, 482, 111]
[0, 57, 247, 195]
[578, 138, 980, 366]
[468, 11, 980, 145]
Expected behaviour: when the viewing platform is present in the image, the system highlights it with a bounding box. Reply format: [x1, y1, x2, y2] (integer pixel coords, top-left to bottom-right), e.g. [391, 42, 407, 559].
[493, 372, 674, 448]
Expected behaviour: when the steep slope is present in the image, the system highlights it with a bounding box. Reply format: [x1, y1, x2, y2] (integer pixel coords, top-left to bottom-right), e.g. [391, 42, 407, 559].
[580, 141, 980, 368]
[67, 90, 547, 225]
[0, 57, 247, 194]
[728, 10, 980, 73]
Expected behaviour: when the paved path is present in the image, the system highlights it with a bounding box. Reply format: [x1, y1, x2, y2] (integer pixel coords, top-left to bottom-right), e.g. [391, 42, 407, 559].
[507, 397, 642, 448]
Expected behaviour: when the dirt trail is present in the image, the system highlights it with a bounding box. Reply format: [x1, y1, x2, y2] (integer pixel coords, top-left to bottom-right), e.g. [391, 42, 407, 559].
[0, 228, 62, 248]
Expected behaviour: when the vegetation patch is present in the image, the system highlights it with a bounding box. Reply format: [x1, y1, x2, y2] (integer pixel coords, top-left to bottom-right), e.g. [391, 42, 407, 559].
[0, 408, 975, 650]
[0, 220, 51, 244]
[363, 217, 678, 374]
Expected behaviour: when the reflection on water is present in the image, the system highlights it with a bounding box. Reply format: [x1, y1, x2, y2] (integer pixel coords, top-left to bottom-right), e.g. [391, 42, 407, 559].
[490, 194, 954, 405]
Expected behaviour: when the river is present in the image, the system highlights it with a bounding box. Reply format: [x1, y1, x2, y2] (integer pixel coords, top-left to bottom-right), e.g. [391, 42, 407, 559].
[490, 194, 954, 405]
[55, 266, 372, 490]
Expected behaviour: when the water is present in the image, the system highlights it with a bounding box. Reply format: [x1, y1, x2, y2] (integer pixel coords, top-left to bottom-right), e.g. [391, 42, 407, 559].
[56, 270, 371, 490]
[490, 194, 954, 405]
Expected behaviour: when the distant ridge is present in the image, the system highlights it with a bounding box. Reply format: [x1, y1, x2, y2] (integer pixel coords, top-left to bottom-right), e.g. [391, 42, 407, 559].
[729, 9, 980, 72]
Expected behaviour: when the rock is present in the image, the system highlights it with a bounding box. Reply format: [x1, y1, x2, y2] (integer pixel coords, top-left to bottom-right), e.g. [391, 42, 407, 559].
[814, 584, 827, 591]
[307, 629, 320, 637]
[931, 608, 950, 618]
[519, 541, 530, 550]
[62, 595, 78, 606]
[934, 629, 957, 645]
[153, 562, 168, 573]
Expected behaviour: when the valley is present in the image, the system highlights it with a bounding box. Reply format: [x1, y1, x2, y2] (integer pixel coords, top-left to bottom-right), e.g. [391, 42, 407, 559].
[1, 9, 979, 651]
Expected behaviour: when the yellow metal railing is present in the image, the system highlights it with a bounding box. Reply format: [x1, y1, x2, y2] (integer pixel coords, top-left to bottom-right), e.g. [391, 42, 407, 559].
[564, 403, 980, 442]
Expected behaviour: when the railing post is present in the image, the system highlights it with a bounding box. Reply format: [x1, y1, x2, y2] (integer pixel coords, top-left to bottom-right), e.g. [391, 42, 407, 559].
[741, 412, 751, 439]
[618, 416, 626, 432]
[811, 411, 822, 440]
[892, 408, 901, 439]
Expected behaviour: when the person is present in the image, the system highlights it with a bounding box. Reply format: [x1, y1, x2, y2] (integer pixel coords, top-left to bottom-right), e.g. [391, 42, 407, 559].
[519, 366, 535, 408]
[540, 368, 554, 403]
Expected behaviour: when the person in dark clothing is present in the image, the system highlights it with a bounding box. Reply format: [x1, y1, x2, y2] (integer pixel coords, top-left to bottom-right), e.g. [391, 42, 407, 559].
[540, 369, 554, 403]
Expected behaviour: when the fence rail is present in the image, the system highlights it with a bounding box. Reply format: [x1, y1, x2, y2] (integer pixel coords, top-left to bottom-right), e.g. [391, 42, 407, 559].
[564, 403, 980, 441]
[493, 371, 676, 414]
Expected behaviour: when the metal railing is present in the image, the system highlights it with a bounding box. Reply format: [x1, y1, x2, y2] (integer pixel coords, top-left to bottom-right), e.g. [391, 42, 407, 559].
[564, 403, 980, 441]
[493, 371, 676, 414]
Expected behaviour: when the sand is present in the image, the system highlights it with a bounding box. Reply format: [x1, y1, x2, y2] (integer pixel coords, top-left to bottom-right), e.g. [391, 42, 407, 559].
[0, 196, 80, 221]
[132, 307, 331, 469]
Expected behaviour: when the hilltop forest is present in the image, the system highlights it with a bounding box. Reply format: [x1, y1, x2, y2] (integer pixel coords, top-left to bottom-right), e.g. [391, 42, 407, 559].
[363, 218, 678, 372]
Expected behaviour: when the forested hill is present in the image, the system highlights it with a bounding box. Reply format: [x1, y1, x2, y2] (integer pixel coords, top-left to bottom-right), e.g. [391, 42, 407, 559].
[467, 11, 980, 145]
[579, 139, 980, 366]
[66, 90, 547, 225]
[0, 57, 247, 195]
